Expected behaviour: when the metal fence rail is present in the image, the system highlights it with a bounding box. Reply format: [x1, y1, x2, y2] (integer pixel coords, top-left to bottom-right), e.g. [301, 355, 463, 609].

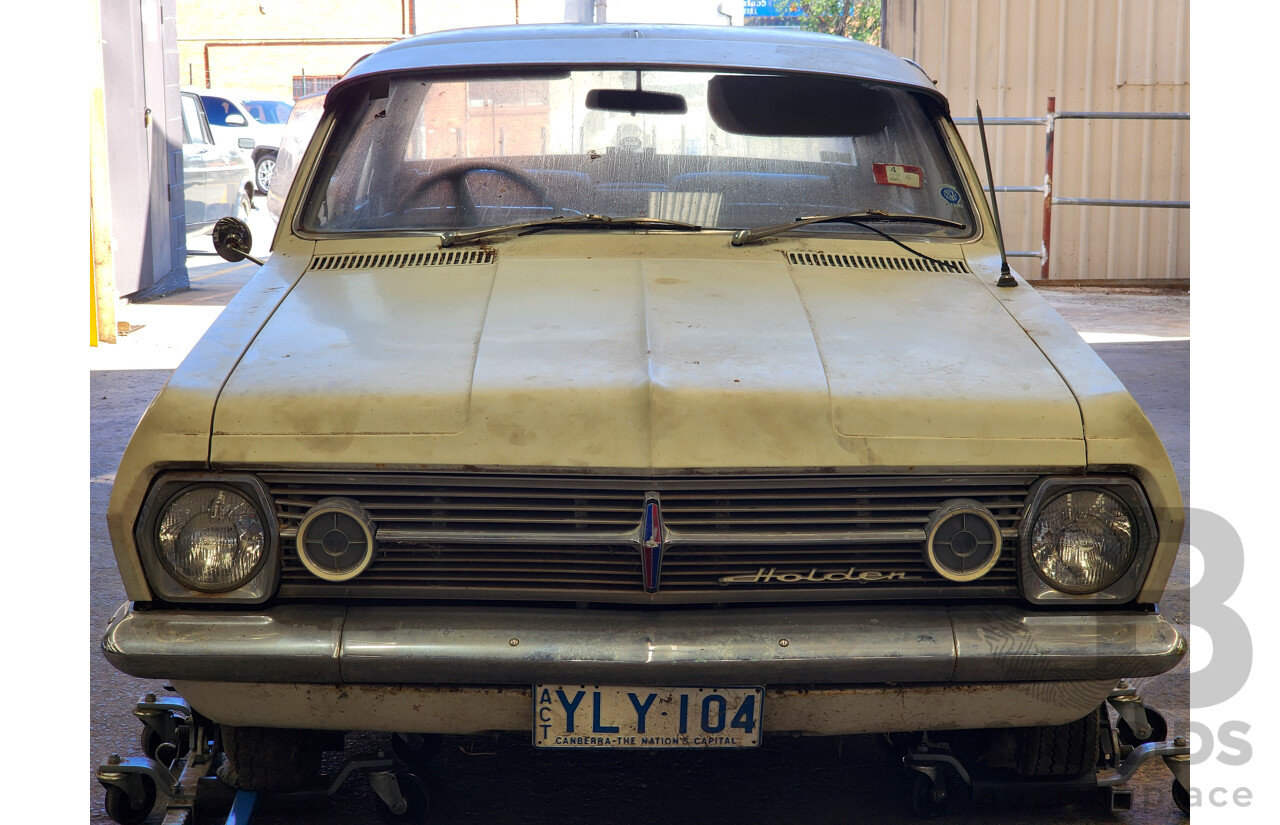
[955, 97, 1189, 279]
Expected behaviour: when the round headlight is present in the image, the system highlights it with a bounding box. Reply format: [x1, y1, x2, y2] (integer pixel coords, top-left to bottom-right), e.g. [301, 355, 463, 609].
[924, 499, 1003, 582]
[1029, 489, 1137, 594]
[296, 498, 376, 582]
[156, 486, 267, 592]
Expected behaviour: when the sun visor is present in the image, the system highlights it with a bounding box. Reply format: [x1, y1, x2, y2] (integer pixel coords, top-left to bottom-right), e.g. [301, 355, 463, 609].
[708, 75, 893, 137]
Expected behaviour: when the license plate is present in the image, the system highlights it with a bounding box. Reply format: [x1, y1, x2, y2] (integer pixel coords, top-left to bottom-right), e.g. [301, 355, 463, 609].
[533, 685, 763, 749]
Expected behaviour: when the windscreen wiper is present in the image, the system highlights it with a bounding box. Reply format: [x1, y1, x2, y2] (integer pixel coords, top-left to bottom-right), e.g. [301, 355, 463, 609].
[730, 210, 966, 247]
[439, 214, 702, 248]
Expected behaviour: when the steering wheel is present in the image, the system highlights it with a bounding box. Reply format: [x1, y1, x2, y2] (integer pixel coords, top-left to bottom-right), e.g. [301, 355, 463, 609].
[396, 162, 553, 225]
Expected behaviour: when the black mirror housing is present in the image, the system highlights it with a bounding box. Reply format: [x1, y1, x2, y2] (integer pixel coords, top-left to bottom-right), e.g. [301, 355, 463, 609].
[212, 217, 257, 264]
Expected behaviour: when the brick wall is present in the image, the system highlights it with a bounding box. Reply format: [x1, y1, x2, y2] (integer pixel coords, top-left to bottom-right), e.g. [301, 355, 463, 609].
[178, 41, 388, 99]
[412, 0, 575, 30]
[175, 0, 739, 102]
[405, 82, 552, 158]
[177, 0, 408, 99]
[178, 0, 408, 40]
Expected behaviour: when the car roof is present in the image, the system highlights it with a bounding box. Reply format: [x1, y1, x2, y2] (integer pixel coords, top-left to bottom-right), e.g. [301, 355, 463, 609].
[332, 23, 940, 101]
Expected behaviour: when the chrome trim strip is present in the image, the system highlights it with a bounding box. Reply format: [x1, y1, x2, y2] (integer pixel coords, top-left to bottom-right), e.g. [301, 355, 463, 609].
[103, 602, 1184, 686]
[367, 527, 928, 545]
[281, 526, 1013, 545]
[376, 528, 641, 545]
[666, 528, 927, 545]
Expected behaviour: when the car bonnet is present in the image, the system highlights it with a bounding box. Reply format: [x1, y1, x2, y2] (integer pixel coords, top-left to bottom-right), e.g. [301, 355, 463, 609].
[208, 240, 1085, 470]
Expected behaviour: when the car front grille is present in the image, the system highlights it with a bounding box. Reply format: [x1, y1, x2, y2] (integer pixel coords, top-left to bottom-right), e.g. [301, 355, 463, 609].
[262, 471, 1032, 604]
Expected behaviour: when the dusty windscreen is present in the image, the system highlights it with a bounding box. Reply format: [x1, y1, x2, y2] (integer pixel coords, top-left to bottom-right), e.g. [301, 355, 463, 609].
[300, 70, 974, 237]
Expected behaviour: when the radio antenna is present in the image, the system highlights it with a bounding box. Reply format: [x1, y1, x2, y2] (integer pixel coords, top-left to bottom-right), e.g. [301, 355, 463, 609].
[976, 102, 1017, 288]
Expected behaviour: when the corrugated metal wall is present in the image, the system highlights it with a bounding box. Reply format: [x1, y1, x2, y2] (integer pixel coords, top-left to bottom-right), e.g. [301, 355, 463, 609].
[883, 0, 1189, 283]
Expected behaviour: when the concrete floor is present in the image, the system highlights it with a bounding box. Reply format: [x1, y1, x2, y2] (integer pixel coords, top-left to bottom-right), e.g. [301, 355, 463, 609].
[88, 239, 1190, 824]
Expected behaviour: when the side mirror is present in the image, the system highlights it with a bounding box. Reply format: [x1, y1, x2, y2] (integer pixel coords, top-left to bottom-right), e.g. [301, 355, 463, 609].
[238, 137, 256, 149]
[212, 217, 262, 266]
[225, 113, 248, 126]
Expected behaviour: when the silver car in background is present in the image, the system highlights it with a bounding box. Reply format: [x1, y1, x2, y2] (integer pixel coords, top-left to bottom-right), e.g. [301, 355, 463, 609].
[179, 89, 254, 237]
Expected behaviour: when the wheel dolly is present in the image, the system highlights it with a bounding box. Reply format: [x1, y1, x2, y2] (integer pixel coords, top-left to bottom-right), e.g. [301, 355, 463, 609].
[900, 682, 1191, 818]
[96, 692, 431, 824]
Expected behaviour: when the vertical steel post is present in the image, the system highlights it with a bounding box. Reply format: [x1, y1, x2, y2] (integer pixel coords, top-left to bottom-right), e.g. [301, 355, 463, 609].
[1042, 97, 1056, 280]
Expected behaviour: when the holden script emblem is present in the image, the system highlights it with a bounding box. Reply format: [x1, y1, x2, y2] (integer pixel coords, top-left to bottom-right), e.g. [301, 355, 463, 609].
[718, 567, 922, 585]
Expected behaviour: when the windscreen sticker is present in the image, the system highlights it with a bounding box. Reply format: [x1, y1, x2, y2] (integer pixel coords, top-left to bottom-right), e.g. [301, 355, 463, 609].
[873, 163, 924, 189]
[940, 185, 961, 204]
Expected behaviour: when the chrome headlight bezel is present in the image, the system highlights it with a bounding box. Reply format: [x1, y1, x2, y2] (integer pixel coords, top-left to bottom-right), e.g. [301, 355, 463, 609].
[296, 497, 378, 582]
[923, 499, 1004, 583]
[1019, 476, 1158, 603]
[135, 473, 279, 604]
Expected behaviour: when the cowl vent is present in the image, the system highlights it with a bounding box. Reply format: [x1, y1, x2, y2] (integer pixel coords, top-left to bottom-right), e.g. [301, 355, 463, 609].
[309, 249, 496, 271]
[786, 251, 971, 274]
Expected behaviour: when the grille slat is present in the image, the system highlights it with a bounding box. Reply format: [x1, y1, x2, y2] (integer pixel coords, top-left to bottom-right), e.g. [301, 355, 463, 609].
[265, 471, 1031, 603]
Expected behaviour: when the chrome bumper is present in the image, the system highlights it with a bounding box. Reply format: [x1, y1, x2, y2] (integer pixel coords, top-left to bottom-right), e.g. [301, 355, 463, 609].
[102, 602, 1185, 685]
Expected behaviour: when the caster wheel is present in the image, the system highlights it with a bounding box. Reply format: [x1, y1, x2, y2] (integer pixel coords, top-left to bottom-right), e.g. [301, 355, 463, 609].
[392, 732, 444, 766]
[141, 726, 163, 758]
[1173, 779, 1190, 815]
[908, 771, 947, 819]
[1117, 707, 1168, 747]
[104, 776, 156, 825]
[375, 770, 430, 824]
[141, 724, 190, 765]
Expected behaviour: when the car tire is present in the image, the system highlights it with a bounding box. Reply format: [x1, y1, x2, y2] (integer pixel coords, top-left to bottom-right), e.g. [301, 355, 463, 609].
[254, 150, 277, 195]
[233, 186, 252, 222]
[1013, 707, 1101, 778]
[217, 725, 323, 791]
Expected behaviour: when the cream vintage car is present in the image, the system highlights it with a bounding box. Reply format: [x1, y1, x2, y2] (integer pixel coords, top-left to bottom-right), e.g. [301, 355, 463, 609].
[102, 23, 1186, 816]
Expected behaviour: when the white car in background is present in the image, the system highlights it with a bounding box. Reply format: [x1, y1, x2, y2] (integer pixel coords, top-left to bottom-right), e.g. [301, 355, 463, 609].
[197, 89, 294, 195]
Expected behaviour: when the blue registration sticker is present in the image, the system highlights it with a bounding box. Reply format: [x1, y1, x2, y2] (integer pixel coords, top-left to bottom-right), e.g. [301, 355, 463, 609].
[940, 186, 961, 204]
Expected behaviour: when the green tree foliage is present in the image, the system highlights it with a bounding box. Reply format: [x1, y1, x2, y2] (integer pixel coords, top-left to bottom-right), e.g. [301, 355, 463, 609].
[791, 0, 882, 44]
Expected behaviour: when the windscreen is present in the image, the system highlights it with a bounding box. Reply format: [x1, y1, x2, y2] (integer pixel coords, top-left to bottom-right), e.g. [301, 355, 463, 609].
[300, 70, 975, 238]
[244, 100, 294, 124]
